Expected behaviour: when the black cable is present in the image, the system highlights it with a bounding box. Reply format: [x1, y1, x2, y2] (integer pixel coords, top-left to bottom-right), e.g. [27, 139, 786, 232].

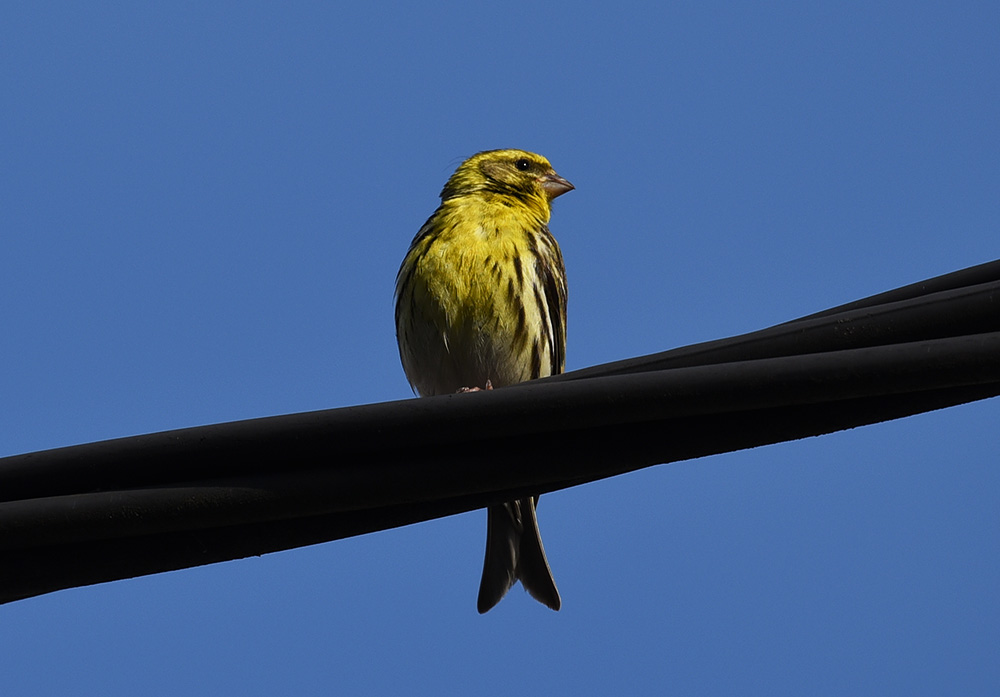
[1, 260, 997, 604]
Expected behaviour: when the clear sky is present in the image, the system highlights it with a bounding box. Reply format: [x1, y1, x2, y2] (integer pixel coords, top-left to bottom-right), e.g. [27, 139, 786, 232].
[3, 3, 998, 695]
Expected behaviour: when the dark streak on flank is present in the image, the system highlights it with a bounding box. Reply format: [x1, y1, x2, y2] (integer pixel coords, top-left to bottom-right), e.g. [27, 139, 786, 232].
[393, 266, 414, 330]
[532, 283, 551, 355]
[403, 292, 419, 345]
[512, 255, 524, 288]
[535, 226, 567, 374]
[514, 305, 528, 349]
[530, 340, 542, 380]
[525, 235, 540, 268]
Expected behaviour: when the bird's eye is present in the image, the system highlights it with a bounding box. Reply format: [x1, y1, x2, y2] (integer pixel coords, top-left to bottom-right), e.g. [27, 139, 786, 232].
[515, 159, 530, 171]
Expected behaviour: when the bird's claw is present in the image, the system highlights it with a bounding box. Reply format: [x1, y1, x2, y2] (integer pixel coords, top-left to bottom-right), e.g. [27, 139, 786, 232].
[457, 379, 494, 393]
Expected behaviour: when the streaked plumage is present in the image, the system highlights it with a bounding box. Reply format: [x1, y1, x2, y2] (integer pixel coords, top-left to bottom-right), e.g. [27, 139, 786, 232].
[394, 149, 573, 612]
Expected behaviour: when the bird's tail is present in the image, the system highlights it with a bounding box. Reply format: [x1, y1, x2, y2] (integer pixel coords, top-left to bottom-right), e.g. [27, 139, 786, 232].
[477, 497, 561, 613]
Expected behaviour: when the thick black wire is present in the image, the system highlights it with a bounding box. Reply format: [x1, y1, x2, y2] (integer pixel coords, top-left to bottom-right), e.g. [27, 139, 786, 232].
[0, 260, 997, 604]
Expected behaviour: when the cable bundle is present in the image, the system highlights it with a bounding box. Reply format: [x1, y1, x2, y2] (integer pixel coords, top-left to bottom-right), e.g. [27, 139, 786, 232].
[1, 260, 997, 604]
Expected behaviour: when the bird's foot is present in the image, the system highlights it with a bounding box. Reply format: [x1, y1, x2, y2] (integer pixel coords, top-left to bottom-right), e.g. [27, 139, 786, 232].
[457, 379, 494, 393]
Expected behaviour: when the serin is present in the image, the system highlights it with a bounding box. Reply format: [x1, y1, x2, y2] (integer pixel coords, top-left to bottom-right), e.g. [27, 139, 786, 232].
[394, 149, 573, 613]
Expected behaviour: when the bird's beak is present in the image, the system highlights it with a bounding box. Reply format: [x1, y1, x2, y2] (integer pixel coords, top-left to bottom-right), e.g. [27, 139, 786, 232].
[539, 172, 575, 200]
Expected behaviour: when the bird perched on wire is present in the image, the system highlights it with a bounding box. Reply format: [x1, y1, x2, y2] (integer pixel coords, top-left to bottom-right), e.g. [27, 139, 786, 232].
[394, 149, 573, 613]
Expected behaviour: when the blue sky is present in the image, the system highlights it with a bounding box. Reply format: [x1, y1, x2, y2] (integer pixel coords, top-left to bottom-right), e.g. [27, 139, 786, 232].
[2, 2, 998, 695]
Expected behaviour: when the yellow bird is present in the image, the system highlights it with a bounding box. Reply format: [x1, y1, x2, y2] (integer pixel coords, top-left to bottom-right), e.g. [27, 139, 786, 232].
[394, 149, 573, 612]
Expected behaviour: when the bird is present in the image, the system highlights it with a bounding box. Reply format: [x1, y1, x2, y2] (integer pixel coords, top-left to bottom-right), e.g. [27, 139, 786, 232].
[394, 149, 573, 612]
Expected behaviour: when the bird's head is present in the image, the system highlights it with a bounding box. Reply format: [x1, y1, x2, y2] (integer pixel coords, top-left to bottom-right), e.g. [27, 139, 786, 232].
[440, 149, 574, 207]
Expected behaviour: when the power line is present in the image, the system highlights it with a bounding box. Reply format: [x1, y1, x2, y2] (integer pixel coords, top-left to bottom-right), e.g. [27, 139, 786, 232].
[1, 260, 998, 605]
